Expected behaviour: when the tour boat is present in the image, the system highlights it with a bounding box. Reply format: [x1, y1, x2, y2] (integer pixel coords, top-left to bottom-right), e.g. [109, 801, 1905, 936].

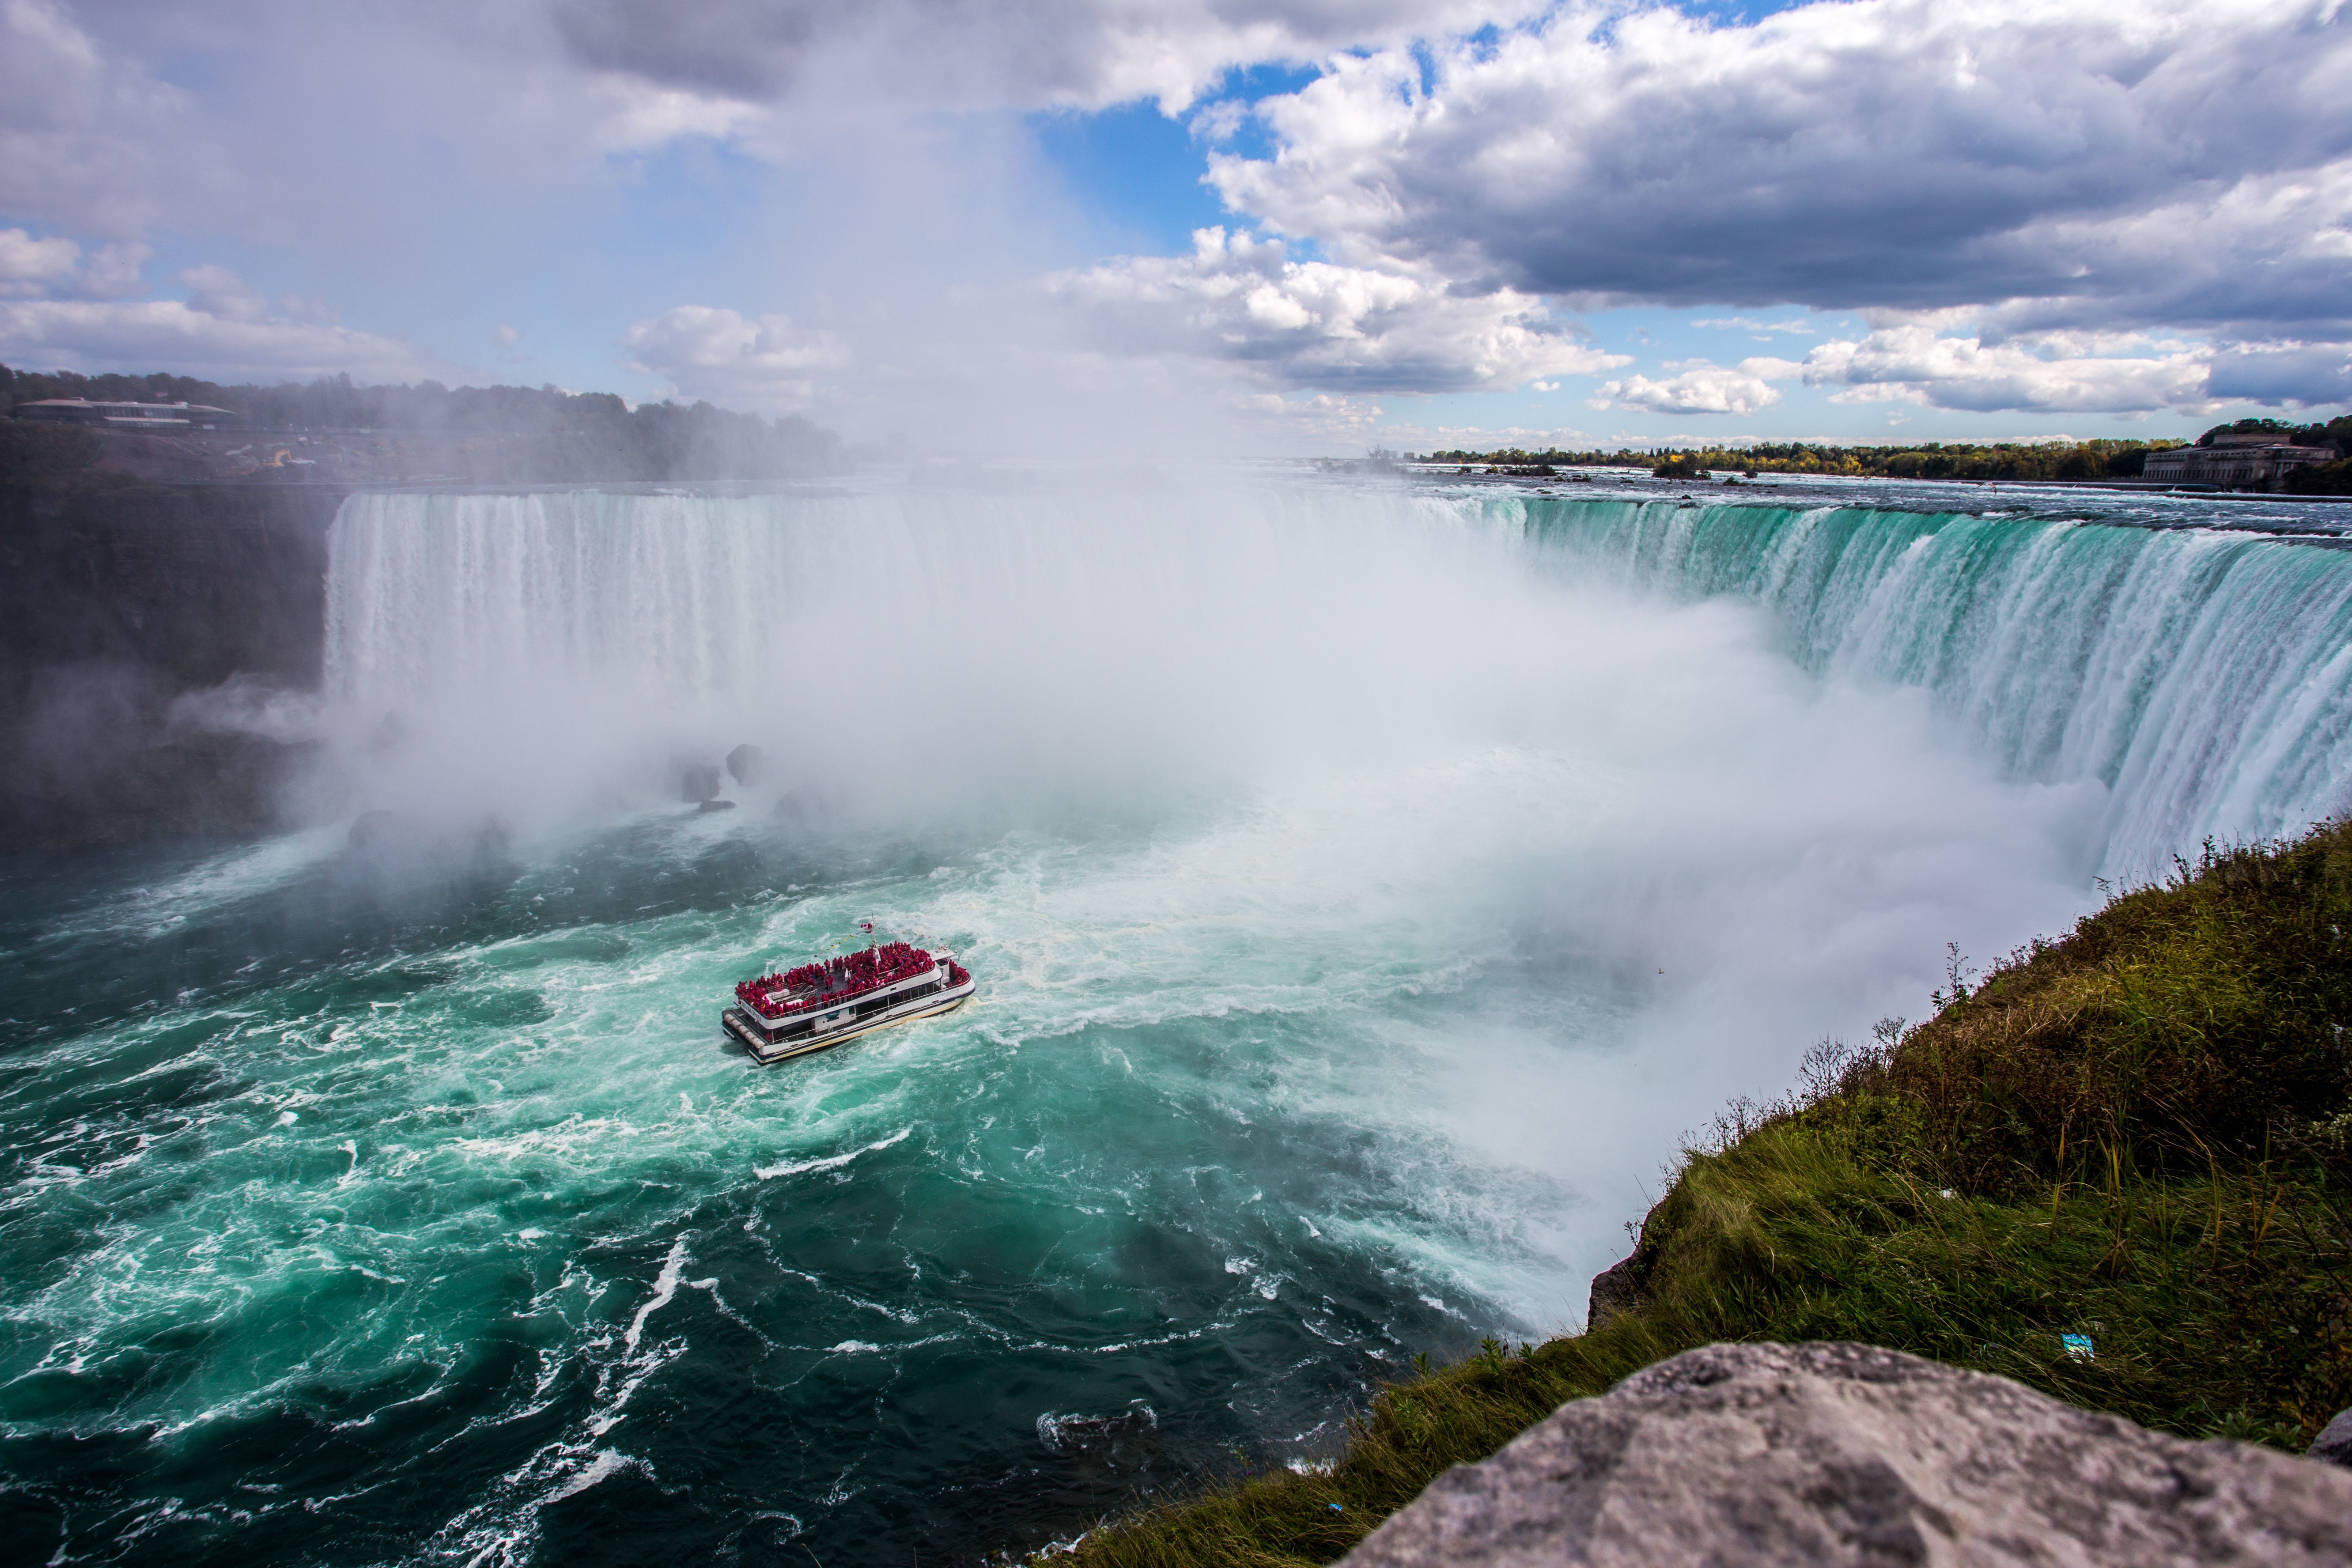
[723, 937, 975, 1063]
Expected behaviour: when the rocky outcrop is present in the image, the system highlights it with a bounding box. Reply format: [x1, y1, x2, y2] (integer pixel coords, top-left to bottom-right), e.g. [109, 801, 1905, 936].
[1340, 1342, 2352, 1567]
[1584, 1254, 1649, 1331]
[0, 480, 344, 850]
[2310, 1407, 2352, 1467]
[1585, 1204, 1663, 1330]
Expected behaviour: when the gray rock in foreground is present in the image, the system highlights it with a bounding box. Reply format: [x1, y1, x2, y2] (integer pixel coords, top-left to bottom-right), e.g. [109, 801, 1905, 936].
[2310, 1406, 2352, 1466]
[1340, 1342, 2352, 1567]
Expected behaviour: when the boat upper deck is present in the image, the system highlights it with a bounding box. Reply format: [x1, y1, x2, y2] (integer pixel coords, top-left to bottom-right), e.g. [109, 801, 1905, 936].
[735, 941, 938, 1020]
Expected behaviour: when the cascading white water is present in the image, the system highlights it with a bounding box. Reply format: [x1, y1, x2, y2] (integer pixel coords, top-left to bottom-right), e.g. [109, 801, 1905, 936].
[327, 483, 2352, 877]
[1505, 496, 2352, 875]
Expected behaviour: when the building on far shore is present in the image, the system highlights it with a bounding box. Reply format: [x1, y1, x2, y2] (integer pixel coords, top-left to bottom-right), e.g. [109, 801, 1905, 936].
[2142, 431, 2334, 490]
[13, 397, 242, 430]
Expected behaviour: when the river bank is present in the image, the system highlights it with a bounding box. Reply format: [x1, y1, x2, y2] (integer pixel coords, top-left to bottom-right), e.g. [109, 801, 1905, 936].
[1057, 821, 2352, 1564]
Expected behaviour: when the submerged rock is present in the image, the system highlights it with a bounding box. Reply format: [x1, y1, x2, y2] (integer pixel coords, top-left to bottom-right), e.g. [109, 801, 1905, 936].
[698, 798, 737, 813]
[725, 743, 765, 786]
[774, 783, 831, 827]
[1340, 1342, 2352, 1567]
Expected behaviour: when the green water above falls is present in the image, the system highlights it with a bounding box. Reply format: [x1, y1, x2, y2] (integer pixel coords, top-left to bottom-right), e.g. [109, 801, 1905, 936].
[7, 476, 2352, 1564]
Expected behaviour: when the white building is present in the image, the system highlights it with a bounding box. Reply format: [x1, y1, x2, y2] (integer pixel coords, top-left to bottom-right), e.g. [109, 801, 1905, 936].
[13, 397, 242, 430]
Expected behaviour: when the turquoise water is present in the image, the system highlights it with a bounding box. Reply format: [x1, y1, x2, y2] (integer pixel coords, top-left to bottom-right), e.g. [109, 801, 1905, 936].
[5, 474, 2349, 1564]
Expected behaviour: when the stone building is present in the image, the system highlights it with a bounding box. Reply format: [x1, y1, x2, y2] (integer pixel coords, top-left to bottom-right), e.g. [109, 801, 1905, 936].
[2143, 431, 2334, 489]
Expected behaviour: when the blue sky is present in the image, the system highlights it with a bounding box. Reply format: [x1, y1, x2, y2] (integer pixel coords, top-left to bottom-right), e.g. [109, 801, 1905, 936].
[1, 0, 2345, 453]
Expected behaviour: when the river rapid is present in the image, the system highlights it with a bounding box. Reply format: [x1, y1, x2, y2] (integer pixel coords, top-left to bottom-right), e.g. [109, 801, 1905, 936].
[5, 469, 2350, 1564]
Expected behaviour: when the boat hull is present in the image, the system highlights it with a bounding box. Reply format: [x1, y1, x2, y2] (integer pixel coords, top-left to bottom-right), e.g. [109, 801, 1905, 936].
[723, 972, 976, 1064]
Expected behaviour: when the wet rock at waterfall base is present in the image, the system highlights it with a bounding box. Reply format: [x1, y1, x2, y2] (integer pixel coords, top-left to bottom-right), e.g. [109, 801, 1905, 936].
[725, 743, 766, 786]
[680, 764, 722, 803]
[775, 783, 832, 829]
[698, 798, 737, 813]
[1340, 1342, 2352, 1567]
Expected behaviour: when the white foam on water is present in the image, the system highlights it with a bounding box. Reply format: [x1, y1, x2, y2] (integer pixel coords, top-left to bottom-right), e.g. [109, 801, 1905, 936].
[621, 1238, 688, 1353]
[752, 1126, 912, 1181]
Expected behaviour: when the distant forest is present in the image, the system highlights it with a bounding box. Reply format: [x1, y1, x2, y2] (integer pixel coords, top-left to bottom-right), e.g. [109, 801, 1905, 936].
[1426, 416, 2352, 492]
[0, 364, 848, 482]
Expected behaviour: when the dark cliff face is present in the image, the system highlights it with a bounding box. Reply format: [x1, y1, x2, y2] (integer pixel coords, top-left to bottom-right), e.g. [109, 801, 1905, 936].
[0, 481, 345, 851]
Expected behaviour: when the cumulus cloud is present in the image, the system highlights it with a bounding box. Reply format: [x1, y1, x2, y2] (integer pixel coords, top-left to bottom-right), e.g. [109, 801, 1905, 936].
[0, 227, 80, 296]
[2205, 341, 2352, 408]
[0, 0, 214, 238]
[1693, 317, 1820, 336]
[548, 0, 1549, 114]
[620, 305, 847, 410]
[1592, 322, 2240, 417]
[4, 0, 2341, 424]
[1210, 0, 2352, 335]
[1595, 358, 1796, 416]
[1796, 324, 2217, 413]
[1053, 227, 1630, 393]
[1234, 389, 1388, 438]
[0, 295, 435, 382]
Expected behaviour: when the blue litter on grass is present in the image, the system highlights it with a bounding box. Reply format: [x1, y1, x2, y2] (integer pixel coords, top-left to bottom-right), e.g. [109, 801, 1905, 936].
[2062, 1333, 2095, 1362]
[1329, 1504, 1343, 1512]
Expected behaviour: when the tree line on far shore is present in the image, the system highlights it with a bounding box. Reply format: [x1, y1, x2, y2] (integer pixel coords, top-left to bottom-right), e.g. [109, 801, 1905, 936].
[0, 365, 849, 482]
[1423, 416, 2352, 492]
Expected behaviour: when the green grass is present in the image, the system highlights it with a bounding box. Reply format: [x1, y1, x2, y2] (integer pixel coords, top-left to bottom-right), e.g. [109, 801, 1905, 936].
[1048, 825, 2352, 1565]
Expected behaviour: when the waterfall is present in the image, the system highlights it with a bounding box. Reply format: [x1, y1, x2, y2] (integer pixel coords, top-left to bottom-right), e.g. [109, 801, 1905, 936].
[1507, 497, 2352, 874]
[323, 485, 2352, 875]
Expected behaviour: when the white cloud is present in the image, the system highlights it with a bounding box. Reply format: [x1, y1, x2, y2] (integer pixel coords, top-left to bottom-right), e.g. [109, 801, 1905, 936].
[0, 227, 151, 301]
[1209, 0, 2352, 342]
[0, 296, 436, 382]
[0, 227, 80, 297]
[1235, 389, 1387, 438]
[620, 306, 847, 410]
[1692, 317, 1819, 336]
[1053, 227, 1630, 393]
[0, 0, 211, 238]
[1594, 358, 1794, 416]
[1796, 324, 2219, 413]
[548, 0, 1553, 115]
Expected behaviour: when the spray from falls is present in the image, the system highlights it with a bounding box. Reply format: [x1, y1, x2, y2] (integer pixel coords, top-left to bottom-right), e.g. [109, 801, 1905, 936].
[325, 484, 2352, 877]
[1508, 496, 2352, 875]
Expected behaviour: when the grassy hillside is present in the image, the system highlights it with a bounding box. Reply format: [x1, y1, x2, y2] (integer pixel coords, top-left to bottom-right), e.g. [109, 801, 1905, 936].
[1051, 825, 2352, 1565]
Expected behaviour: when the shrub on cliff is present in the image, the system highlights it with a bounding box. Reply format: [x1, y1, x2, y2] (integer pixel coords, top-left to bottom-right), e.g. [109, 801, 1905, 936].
[0, 419, 101, 486]
[1052, 824, 2352, 1566]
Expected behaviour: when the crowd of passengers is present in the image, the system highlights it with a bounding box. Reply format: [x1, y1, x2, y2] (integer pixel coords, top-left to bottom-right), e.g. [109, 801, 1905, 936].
[734, 942, 935, 1019]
